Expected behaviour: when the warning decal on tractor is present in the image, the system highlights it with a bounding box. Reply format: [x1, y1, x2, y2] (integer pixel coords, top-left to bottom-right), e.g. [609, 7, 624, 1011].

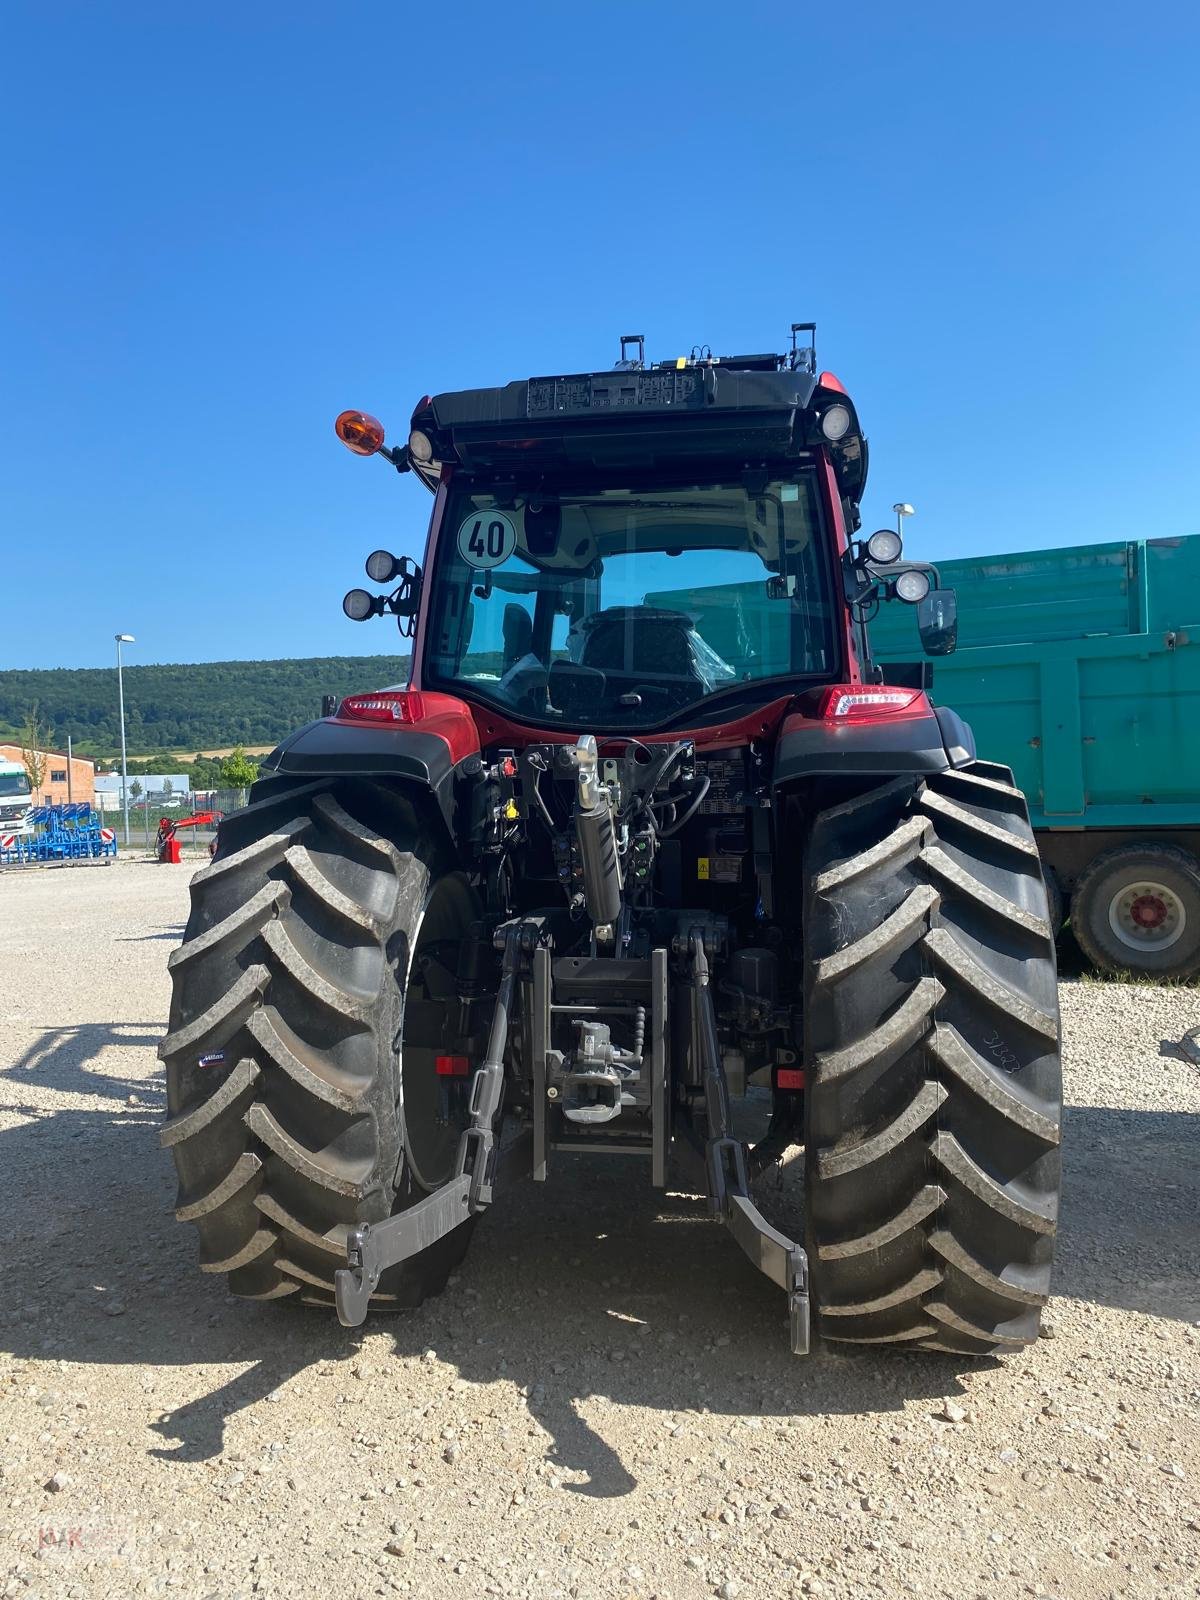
[457, 510, 517, 569]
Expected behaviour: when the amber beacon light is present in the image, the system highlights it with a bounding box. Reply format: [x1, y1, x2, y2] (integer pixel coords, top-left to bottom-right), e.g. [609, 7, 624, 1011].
[334, 410, 386, 456]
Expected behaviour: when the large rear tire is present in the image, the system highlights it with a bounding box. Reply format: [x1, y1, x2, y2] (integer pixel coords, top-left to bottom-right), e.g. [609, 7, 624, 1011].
[159, 778, 479, 1307]
[803, 762, 1062, 1354]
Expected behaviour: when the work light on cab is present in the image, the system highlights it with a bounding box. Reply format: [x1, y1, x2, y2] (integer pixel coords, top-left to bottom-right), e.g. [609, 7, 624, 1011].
[365, 549, 401, 583]
[895, 568, 931, 603]
[335, 410, 386, 456]
[819, 403, 852, 441]
[342, 588, 379, 621]
[864, 528, 903, 564]
[408, 428, 435, 464]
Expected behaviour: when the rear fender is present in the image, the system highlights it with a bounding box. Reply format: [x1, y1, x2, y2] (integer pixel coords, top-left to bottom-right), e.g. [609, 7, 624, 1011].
[256, 695, 480, 859]
[772, 700, 975, 785]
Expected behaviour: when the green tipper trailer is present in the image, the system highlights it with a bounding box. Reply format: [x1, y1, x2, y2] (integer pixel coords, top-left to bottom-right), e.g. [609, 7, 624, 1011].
[868, 533, 1200, 979]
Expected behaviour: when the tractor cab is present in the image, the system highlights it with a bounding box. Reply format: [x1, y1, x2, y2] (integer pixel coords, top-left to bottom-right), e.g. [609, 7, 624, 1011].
[336, 325, 953, 735]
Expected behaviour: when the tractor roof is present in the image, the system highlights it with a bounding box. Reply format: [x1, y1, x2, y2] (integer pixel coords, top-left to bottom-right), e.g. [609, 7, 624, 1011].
[407, 330, 868, 512]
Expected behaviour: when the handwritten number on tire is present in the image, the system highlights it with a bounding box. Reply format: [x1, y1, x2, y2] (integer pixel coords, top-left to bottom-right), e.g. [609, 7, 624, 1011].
[982, 1029, 1021, 1074]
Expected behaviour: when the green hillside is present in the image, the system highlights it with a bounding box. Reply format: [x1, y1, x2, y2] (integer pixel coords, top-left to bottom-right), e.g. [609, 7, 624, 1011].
[0, 655, 412, 760]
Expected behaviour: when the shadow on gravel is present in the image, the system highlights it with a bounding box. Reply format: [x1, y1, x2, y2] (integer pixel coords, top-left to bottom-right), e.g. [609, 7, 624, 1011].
[115, 924, 188, 943]
[144, 1168, 966, 1492]
[8, 1022, 166, 1102]
[1057, 1104, 1200, 1325]
[2, 1016, 1198, 1496]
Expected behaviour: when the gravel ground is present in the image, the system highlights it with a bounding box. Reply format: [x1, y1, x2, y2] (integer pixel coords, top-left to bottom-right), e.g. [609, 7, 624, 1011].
[1, 860, 1199, 1600]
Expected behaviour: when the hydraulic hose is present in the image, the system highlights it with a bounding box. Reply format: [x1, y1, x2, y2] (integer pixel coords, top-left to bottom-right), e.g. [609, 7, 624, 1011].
[658, 775, 711, 838]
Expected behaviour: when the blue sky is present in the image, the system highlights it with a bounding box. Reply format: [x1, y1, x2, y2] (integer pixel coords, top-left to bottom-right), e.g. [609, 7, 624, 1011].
[2, 3, 1197, 670]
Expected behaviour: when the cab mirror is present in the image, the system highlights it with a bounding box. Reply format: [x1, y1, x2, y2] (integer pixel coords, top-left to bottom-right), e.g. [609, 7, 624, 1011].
[918, 588, 958, 656]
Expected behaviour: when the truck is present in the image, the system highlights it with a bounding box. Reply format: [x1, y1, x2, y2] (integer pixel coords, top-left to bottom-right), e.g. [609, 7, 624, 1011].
[868, 535, 1200, 980]
[159, 326, 1062, 1359]
[0, 759, 34, 837]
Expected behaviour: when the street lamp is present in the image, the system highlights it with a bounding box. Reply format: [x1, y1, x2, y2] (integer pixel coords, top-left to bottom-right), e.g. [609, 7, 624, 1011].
[115, 633, 135, 847]
[893, 502, 915, 541]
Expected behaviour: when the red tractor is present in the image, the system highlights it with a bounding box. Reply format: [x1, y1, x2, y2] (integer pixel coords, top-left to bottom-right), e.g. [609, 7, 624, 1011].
[160, 327, 1060, 1356]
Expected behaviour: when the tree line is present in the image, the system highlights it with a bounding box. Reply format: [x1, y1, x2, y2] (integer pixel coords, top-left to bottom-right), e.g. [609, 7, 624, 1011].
[0, 655, 413, 762]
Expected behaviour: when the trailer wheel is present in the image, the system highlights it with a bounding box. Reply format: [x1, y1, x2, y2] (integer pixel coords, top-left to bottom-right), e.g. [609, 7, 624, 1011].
[159, 778, 480, 1308]
[803, 762, 1062, 1354]
[1071, 842, 1200, 981]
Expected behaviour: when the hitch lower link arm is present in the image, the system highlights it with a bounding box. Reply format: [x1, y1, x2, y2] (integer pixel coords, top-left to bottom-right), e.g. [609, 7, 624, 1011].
[690, 933, 811, 1355]
[333, 924, 525, 1328]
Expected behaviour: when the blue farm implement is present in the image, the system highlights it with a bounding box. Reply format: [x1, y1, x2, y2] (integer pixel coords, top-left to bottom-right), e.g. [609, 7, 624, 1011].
[0, 805, 118, 866]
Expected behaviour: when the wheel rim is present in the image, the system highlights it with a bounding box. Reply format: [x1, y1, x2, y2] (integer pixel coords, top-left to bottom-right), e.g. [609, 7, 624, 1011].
[1107, 879, 1187, 953]
[399, 875, 477, 1192]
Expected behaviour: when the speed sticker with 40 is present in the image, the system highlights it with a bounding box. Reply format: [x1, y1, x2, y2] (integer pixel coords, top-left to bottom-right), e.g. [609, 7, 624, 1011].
[457, 509, 517, 569]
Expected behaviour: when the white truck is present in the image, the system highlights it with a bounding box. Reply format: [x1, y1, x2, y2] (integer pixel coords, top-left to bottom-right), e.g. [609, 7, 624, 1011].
[0, 760, 34, 837]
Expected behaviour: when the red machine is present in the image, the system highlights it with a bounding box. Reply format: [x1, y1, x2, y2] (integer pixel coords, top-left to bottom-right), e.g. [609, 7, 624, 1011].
[155, 812, 221, 864]
[160, 325, 1063, 1361]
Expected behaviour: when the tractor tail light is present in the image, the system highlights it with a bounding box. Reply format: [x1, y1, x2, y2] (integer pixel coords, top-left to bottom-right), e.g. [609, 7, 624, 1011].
[338, 691, 426, 724]
[818, 685, 930, 723]
[435, 1055, 470, 1077]
[776, 1068, 806, 1091]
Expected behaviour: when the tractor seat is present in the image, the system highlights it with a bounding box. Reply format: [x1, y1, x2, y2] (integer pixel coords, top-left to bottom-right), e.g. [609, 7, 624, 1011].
[575, 607, 706, 713]
[578, 607, 702, 677]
